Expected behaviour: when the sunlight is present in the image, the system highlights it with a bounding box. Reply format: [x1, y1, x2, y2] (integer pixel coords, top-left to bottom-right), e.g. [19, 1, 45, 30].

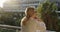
[0, 0, 7, 8]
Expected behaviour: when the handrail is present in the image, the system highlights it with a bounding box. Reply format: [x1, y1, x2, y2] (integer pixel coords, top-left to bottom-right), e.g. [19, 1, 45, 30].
[0, 24, 21, 30]
[56, 11, 60, 13]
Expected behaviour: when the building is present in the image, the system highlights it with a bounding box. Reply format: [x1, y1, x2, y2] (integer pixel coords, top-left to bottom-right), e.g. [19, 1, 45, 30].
[3, 0, 41, 12]
[3, 0, 21, 12]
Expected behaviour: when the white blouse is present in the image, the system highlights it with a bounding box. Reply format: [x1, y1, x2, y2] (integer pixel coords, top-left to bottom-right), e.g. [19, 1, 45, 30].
[32, 18, 46, 32]
[21, 17, 46, 32]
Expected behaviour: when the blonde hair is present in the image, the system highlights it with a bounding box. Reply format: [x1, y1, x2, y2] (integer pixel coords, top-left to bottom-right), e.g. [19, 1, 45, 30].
[25, 7, 35, 18]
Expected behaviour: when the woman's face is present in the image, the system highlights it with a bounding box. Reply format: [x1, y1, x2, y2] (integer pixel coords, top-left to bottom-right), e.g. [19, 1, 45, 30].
[28, 8, 35, 17]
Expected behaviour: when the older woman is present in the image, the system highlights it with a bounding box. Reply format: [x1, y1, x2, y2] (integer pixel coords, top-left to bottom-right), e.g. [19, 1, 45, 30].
[21, 7, 46, 32]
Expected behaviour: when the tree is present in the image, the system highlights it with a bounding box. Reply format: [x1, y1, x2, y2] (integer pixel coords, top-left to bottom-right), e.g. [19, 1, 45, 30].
[37, 0, 59, 32]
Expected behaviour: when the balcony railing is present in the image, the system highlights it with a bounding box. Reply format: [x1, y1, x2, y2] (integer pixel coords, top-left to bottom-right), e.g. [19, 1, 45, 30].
[0, 24, 21, 32]
[56, 11, 60, 13]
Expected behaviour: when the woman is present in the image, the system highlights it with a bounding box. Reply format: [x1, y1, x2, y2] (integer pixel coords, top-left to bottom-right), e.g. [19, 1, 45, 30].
[21, 7, 46, 32]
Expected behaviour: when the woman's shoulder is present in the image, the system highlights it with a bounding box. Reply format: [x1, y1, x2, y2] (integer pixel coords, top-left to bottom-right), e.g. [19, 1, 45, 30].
[21, 16, 27, 22]
[21, 16, 28, 25]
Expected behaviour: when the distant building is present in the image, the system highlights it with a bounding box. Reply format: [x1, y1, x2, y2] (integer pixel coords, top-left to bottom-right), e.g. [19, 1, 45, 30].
[3, 0, 21, 12]
[3, 0, 42, 12]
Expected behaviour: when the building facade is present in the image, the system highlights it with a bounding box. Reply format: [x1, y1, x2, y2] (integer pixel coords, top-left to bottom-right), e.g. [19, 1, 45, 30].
[3, 0, 45, 12]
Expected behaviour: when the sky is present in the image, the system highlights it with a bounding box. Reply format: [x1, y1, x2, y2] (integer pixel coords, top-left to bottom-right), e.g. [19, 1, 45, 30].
[0, 0, 7, 8]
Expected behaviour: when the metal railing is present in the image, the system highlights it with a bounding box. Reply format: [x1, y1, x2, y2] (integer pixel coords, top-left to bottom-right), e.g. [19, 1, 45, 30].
[56, 11, 60, 13]
[0, 24, 21, 32]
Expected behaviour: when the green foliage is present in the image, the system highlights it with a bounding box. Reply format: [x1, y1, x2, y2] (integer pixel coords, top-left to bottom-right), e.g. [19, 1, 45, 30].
[0, 12, 24, 32]
[37, 0, 59, 31]
[0, 28, 16, 32]
[0, 12, 24, 26]
[37, 0, 57, 19]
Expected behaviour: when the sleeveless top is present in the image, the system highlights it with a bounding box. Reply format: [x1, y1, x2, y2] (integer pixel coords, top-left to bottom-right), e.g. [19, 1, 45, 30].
[21, 17, 46, 32]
